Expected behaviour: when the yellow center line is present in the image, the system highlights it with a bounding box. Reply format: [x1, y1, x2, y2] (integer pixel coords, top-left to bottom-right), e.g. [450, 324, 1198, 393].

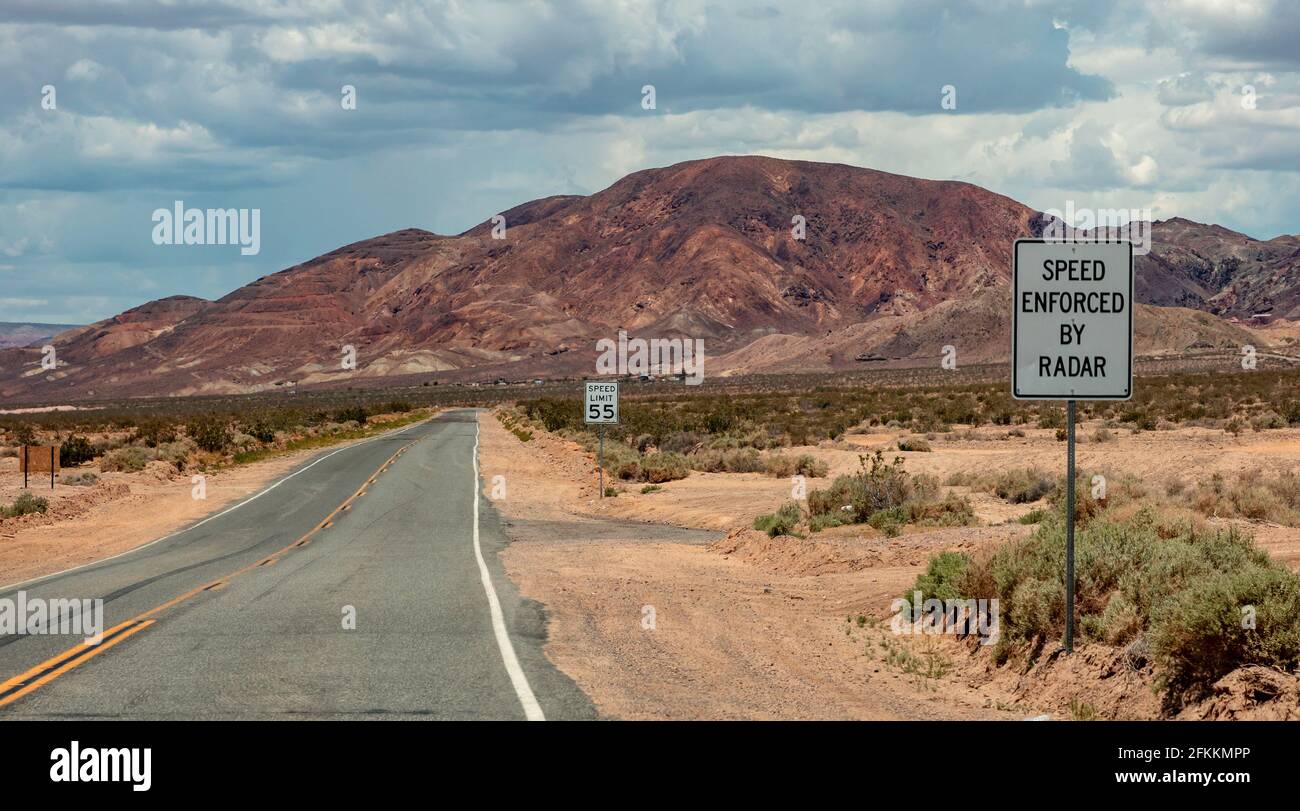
[0, 434, 420, 711]
[0, 621, 155, 708]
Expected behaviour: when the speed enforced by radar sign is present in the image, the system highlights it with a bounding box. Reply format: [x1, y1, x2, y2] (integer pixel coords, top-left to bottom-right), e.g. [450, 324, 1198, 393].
[1012, 239, 1133, 401]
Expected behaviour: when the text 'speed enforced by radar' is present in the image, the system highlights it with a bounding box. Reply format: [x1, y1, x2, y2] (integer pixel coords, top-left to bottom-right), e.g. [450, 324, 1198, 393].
[1013, 240, 1133, 400]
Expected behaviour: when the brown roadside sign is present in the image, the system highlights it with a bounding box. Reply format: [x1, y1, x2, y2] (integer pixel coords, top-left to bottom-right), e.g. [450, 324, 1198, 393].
[19, 445, 61, 474]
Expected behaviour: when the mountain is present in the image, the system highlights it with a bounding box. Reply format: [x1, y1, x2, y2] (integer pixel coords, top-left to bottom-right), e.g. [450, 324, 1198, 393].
[0, 322, 81, 350]
[0, 156, 1294, 401]
[1135, 218, 1300, 318]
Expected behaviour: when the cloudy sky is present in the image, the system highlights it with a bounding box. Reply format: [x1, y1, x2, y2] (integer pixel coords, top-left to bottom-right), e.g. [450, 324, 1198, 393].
[2, 0, 1298, 324]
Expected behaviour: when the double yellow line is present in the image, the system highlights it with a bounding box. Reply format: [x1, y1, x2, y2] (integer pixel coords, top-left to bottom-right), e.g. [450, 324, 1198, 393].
[0, 438, 418, 710]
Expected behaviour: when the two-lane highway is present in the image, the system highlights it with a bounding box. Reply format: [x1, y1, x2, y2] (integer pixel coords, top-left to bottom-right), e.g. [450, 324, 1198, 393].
[0, 410, 595, 719]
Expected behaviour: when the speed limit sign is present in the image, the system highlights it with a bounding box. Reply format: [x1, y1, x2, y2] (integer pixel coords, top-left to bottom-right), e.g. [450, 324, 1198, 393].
[584, 380, 619, 424]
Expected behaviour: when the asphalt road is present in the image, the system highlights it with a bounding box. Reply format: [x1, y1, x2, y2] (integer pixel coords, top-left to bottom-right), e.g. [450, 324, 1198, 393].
[0, 410, 596, 720]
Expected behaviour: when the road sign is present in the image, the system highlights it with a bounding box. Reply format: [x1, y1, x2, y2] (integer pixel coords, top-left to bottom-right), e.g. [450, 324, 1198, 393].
[584, 380, 619, 424]
[1012, 238, 1133, 655]
[20, 444, 59, 489]
[1012, 239, 1133, 401]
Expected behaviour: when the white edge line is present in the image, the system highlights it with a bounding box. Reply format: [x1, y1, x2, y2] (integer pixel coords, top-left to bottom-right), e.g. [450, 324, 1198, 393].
[470, 417, 545, 721]
[0, 419, 428, 594]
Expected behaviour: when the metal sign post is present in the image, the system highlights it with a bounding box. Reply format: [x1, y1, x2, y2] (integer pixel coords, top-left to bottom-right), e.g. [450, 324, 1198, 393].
[1065, 400, 1076, 652]
[584, 380, 619, 498]
[1013, 239, 1133, 654]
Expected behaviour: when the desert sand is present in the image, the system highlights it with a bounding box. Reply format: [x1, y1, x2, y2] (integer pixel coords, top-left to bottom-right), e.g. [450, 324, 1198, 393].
[482, 413, 1300, 720]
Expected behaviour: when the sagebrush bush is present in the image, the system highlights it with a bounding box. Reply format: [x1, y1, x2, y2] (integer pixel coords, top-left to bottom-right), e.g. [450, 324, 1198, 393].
[689, 448, 764, 474]
[61, 470, 99, 487]
[2, 492, 48, 518]
[100, 446, 153, 472]
[754, 502, 802, 537]
[1150, 563, 1300, 705]
[638, 452, 690, 484]
[1186, 470, 1300, 525]
[763, 452, 828, 478]
[807, 451, 913, 524]
[909, 507, 1300, 708]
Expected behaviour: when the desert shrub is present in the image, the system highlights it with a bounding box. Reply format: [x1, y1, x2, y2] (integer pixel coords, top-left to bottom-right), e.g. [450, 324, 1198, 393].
[1018, 509, 1046, 525]
[867, 506, 906, 537]
[639, 452, 690, 484]
[1186, 470, 1300, 525]
[1150, 563, 1300, 706]
[603, 444, 643, 480]
[61, 470, 99, 487]
[659, 431, 704, 454]
[754, 502, 802, 537]
[12, 423, 37, 446]
[1037, 409, 1063, 429]
[793, 454, 829, 478]
[244, 420, 277, 443]
[1250, 411, 1287, 431]
[908, 551, 971, 604]
[897, 438, 931, 452]
[763, 452, 828, 478]
[918, 506, 1300, 707]
[993, 468, 1054, 504]
[690, 448, 764, 474]
[1091, 428, 1114, 443]
[100, 446, 153, 472]
[640, 484, 662, 494]
[186, 416, 231, 453]
[907, 493, 977, 527]
[228, 431, 259, 453]
[92, 436, 125, 456]
[2, 492, 49, 518]
[59, 435, 96, 467]
[385, 400, 413, 413]
[807, 451, 913, 524]
[133, 419, 177, 447]
[763, 453, 797, 477]
[332, 405, 368, 425]
[808, 513, 843, 532]
[155, 439, 196, 471]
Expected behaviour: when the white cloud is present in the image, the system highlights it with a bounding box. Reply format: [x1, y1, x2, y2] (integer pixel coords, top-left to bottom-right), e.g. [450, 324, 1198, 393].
[65, 58, 105, 81]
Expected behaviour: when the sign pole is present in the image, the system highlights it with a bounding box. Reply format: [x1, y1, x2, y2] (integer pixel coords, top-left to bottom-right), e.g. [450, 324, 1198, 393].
[23, 446, 28, 490]
[1013, 239, 1133, 656]
[51, 446, 56, 490]
[1065, 399, 1076, 654]
[598, 426, 605, 498]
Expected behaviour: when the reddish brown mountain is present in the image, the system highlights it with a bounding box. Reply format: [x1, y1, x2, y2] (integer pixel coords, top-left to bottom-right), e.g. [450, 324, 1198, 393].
[1136, 218, 1300, 319]
[0, 156, 1293, 401]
